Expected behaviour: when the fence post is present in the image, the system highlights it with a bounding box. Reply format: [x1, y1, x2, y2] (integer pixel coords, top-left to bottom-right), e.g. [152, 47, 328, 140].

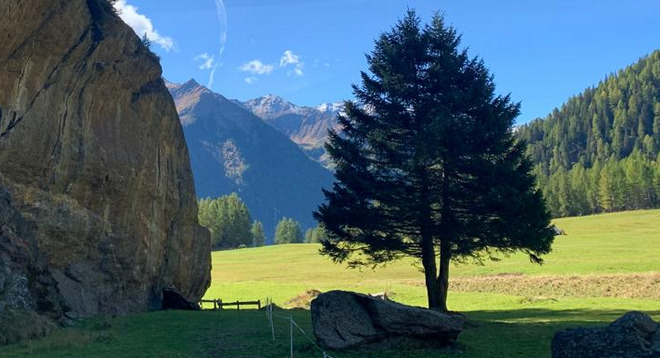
[270, 299, 275, 341]
[290, 316, 294, 358]
[258, 299, 261, 310]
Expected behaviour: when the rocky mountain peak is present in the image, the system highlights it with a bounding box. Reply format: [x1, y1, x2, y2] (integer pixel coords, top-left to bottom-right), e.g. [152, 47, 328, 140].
[316, 102, 344, 113]
[244, 94, 301, 119]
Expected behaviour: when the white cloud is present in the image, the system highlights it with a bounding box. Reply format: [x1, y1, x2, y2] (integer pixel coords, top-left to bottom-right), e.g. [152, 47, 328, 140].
[239, 60, 275, 75]
[195, 53, 215, 70]
[280, 50, 304, 76]
[244, 77, 258, 85]
[113, 0, 176, 52]
[280, 50, 300, 67]
[291, 63, 304, 77]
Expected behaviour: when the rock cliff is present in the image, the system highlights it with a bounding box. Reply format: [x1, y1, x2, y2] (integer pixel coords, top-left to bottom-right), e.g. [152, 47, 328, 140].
[0, 0, 211, 322]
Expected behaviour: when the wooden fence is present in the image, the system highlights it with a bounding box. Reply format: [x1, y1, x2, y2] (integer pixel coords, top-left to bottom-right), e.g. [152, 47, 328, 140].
[199, 299, 261, 310]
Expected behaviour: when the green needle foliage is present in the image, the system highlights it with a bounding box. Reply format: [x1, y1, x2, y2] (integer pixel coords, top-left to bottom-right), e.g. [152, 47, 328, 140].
[518, 51, 660, 217]
[274, 218, 304, 244]
[251, 221, 266, 247]
[305, 225, 329, 244]
[315, 10, 555, 312]
[198, 193, 253, 249]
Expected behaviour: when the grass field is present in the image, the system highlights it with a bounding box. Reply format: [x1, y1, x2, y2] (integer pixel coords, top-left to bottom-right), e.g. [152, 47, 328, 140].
[1, 210, 659, 358]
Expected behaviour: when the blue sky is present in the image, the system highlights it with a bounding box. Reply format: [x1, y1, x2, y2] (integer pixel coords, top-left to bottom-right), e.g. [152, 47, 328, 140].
[115, 0, 660, 123]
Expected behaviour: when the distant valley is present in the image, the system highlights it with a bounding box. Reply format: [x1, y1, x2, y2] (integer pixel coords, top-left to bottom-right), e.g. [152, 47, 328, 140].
[167, 80, 335, 239]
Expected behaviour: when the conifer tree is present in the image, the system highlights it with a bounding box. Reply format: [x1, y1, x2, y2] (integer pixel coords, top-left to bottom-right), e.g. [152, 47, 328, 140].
[251, 221, 266, 247]
[316, 11, 554, 312]
[198, 193, 253, 249]
[141, 33, 151, 49]
[274, 218, 304, 244]
[305, 225, 329, 243]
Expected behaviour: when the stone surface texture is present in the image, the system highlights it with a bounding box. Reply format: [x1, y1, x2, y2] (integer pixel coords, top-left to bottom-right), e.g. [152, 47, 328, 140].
[552, 311, 660, 358]
[311, 290, 464, 350]
[0, 0, 211, 320]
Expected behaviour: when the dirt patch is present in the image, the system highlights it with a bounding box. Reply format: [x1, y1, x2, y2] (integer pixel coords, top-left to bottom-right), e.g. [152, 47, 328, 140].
[284, 289, 322, 309]
[447, 273, 660, 300]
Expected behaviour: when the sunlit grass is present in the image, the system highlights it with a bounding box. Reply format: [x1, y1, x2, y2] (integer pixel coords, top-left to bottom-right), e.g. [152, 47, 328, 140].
[2, 209, 658, 358]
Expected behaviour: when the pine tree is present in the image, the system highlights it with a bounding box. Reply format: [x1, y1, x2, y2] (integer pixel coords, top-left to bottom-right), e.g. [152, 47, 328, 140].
[315, 11, 554, 312]
[305, 225, 329, 243]
[304, 228, 314, 243]
[598, 171, 613, 212]
[569, 164, 589, 215]
[141, 33, 151, 49]
[274, 218, 304, 244]
[198, 193, 253, 249]
[653, 103, 660, 142]
[251, 221, 266, 247]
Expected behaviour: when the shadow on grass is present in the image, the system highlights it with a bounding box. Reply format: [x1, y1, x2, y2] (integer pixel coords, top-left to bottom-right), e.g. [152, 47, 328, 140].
[3, 308, 659, 358]
[435, 308, 660, 358]
[261, 308, 660, 358]
[466, 307, 660, 325]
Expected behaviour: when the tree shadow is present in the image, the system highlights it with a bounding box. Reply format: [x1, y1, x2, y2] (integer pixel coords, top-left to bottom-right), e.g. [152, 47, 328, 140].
[465, 307, 660, 325]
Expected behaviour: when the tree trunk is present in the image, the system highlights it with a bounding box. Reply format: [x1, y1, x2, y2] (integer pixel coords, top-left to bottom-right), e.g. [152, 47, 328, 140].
[421, 233, 442, 310]
[436, 240, 451, 313]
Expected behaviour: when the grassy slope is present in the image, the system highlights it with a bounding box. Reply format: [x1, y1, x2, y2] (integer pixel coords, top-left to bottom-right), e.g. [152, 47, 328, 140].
[205, 209, 660, 305]
[1, 210, 659, 358]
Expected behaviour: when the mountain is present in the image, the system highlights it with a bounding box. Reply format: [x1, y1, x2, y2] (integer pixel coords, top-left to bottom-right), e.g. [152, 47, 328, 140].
[518, 51, 660, 217]
[0, 0, 210, 328]
[242, 95, 343, 167]
[169, 81, 334, 239]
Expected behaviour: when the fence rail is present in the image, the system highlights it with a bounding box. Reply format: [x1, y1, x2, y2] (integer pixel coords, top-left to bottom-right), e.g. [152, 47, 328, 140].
[199, 299, 261, 310]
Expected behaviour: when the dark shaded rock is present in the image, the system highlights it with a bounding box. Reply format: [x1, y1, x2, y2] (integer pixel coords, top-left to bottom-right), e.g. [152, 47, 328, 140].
[0, 186, 36, 315]
[0, 186, 64, 345]
[552, 311, 660, 358]
[0, 0, 210, 321]
[311, 290, 464, 350]
[551, 225, 566, 236]
[162, 288, 200, 311]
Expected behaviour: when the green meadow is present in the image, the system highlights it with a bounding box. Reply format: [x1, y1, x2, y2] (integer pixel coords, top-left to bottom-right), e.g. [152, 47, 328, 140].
[2, 210, 659, 358]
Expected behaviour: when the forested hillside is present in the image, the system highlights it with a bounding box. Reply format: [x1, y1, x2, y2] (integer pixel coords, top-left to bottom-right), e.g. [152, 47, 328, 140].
[518, 51, 660, 217]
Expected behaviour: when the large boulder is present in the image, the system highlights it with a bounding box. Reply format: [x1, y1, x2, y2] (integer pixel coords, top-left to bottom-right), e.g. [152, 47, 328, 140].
[311, 290, 464, 350]
[0, 186, 63, 344]
[552, 311, 660, 358]
[0, 0, 210, 321]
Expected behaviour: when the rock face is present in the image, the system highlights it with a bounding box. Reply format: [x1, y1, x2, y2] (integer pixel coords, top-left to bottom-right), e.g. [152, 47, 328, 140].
[552, 311, 660, 358]
[0, 0, 210, 320]
[168, 80, 334, 238]
[0, 186, 62, 344]
[0, 186, 63, 317]
[311, 290, 464, 350]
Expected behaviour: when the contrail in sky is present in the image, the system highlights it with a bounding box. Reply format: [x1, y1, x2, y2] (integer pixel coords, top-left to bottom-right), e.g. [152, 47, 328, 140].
[208, 0, 227, 89]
